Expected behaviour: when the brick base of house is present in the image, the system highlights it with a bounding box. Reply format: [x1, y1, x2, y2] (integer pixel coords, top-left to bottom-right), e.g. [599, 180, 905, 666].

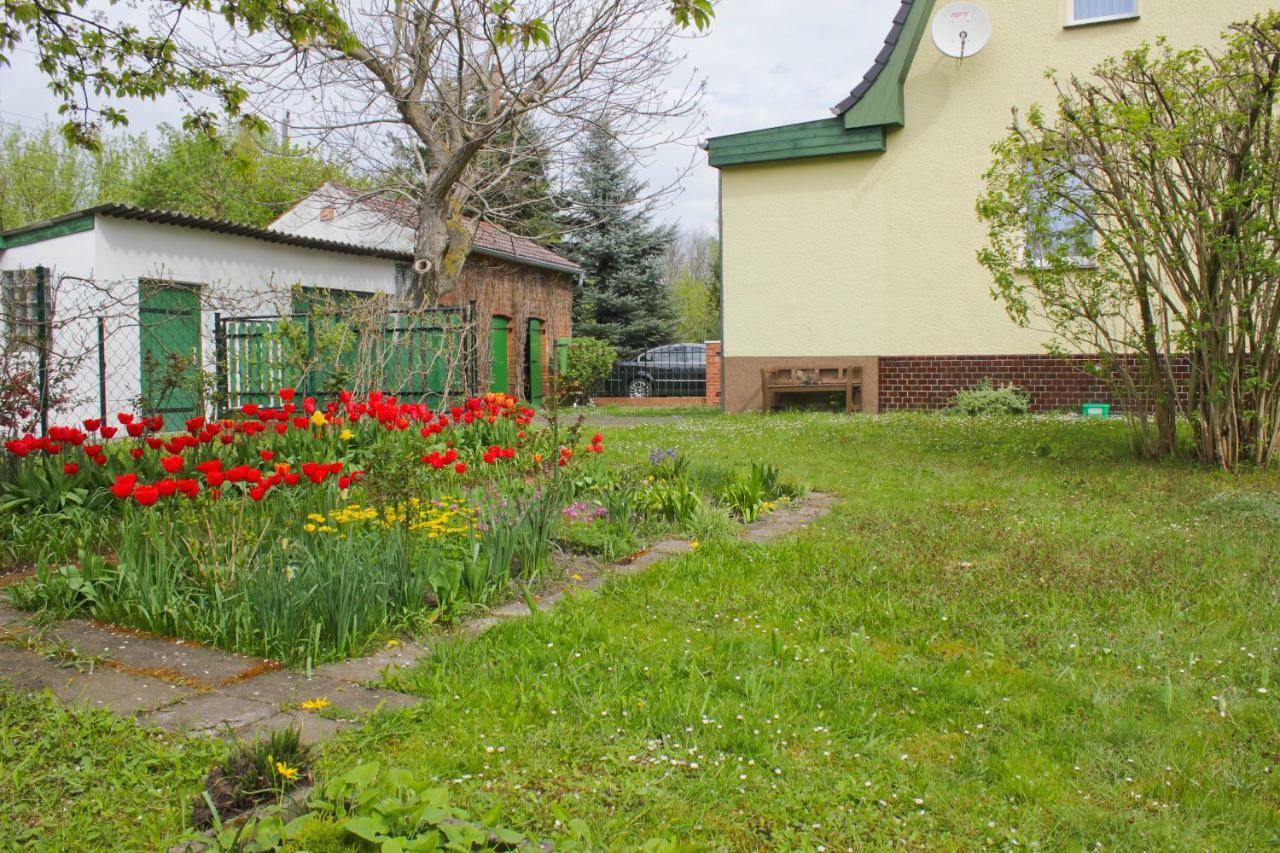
[720, 353, 1187, 414]
[878, 354, 1186, 413]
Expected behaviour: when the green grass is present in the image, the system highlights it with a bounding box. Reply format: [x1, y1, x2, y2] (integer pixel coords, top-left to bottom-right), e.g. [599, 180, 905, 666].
[5, 413, 1280, 848]
[0, 686, 222, 848]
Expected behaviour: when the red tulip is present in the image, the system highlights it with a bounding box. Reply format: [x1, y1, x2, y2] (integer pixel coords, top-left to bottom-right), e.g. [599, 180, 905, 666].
[84, 444, 103, 456]
[133, 485, 160, 506]
[337, 475, 351, 489]
[118, 413, 134, 425]
[276, 423, 289, 435]
[206, 471, 225, 487]
[111, 473, 138, 498]
[249, 486, 267, 502]
[4, 440, 30, 457]
[92, 454, 107, 466]
[591, 433, 604, 445]
[83, 419, 102, 432]
[126, 423, 144, 438]
[99, 426, 118, 439]
[259, 449, 274, 462]
[279, 387, 296, 401]
[454, 462, 467, 474]
[62, 462, 79, 475]
[146, 437, 164, 450]
[284, 473, 301, 486]
[160, 455, 184, 473]
[129, 447, 144, 460]
[147, 416, 164, 432]
[156, 479, 178, 497]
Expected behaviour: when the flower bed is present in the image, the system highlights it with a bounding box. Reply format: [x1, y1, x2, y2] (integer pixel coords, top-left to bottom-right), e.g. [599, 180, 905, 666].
[1, 390, 801, 666]
[2, 391, 603, 665]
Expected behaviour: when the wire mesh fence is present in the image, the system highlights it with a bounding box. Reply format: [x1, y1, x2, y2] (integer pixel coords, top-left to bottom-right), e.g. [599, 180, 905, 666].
[602, 342, 708, 399]
[1, 266, 478, 437]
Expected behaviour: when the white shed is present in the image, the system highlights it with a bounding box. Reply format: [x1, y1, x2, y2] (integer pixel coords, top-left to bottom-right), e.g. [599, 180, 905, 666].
[0, 205, 408, 430]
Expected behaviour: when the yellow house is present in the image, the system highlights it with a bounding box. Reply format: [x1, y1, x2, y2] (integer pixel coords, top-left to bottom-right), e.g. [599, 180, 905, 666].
[708, 0, 1275, 413]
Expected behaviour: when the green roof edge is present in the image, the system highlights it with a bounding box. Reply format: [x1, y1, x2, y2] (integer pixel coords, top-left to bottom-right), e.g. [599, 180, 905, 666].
[0, 213, 96, 248]
[841, 0, 936, 130]
[705, 0, 935, 169]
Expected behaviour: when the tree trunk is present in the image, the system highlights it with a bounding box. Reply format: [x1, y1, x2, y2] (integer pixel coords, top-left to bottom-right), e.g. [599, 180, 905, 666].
[410, 194, 474, 307]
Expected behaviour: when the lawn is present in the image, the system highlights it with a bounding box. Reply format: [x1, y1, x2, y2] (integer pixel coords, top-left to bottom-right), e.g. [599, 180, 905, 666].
[4, 412, 1280, 849]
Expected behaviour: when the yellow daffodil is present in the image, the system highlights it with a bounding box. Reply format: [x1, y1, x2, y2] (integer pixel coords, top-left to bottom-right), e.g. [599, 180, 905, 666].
[311, 411, 328, 427]
[339, 428, 354, 440]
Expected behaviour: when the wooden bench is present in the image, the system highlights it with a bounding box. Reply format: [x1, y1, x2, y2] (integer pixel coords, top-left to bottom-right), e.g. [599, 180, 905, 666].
[761, 366, 862, 413]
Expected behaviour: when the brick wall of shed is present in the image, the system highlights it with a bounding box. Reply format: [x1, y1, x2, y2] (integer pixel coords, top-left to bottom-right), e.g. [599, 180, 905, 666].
[439, 256, 575, 399]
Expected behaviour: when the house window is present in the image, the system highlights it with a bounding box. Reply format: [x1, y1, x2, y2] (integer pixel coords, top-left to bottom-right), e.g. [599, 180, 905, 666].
[1, 268, 50, 353]
[1026, 168, 1096, 267]
[1067, 0, 1138, 27]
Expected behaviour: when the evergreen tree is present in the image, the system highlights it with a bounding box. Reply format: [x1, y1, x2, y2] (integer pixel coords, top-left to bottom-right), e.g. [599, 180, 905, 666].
[561, 125, 675, 351]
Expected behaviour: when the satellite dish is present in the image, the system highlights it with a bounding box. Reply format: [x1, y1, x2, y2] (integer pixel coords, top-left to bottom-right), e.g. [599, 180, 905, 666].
[932, 2, 992, 60]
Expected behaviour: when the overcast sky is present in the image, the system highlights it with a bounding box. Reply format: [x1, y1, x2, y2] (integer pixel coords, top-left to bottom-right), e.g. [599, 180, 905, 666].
[0, 0, 899, 233]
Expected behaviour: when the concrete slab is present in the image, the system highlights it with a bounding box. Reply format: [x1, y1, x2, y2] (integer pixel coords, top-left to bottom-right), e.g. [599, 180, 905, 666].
[0, 645, 194, 714]
[220, 670, 416, 715]
[139, 693, 279, 735]
[313, 640, 432, 684]
[229, 711, 351, 746]
[489, 600, 533, 619]
[49, 621, 266, 687]
[0, 603, 27, 628]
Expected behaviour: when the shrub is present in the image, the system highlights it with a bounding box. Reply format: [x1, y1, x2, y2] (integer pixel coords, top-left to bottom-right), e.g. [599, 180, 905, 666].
[192, 726, 310, 828]
[947, 379, 1031, 416]
[561, 337, 617, 403]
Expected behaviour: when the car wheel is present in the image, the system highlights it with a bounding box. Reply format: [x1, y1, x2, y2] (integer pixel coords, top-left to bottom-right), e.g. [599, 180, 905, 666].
[628, 378, 652, 398]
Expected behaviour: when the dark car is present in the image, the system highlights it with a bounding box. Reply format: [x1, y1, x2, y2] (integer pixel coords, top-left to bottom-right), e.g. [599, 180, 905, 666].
[605, 343, 706, 398]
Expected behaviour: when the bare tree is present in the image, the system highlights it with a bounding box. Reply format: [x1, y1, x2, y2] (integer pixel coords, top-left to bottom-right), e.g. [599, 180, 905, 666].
[192, 0, 708, 305]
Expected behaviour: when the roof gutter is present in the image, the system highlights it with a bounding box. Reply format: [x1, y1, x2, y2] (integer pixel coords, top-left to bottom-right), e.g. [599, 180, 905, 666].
[471, 244, 581, 278]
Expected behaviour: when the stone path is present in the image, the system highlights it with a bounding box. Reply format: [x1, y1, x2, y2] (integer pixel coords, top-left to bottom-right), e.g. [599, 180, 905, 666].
[0, 492, 835, 746]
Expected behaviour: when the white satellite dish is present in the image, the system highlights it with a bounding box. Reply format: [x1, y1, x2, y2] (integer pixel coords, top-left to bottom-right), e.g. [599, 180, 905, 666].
[931, 2, 992, 60]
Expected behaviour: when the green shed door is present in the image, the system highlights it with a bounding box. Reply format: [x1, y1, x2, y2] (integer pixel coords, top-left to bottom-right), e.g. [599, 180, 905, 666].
[490, 316, 509, 393]
[526, 318, 543, 404]
[139, 281, 202, 430]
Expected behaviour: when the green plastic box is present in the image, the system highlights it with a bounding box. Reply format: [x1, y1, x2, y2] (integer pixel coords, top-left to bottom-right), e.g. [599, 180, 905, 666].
[1081, 402, 1111, 418]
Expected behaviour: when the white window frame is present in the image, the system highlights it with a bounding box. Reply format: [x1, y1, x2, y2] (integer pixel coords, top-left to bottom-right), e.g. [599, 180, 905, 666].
[1065, 0, 1139, 28]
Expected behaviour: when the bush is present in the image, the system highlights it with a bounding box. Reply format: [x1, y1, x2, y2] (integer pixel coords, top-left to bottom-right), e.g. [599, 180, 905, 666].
[192, 726, 310, 828]
[948, 379, 1031, 416]
[561, 337, 617, 403]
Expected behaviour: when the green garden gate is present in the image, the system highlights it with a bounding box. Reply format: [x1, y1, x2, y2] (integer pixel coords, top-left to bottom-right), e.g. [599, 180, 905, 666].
[215, 305, 474, 413]
[139, 280, 202, 430]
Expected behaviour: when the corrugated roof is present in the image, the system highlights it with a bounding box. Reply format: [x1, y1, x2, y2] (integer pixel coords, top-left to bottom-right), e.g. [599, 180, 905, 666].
[316, 183, 581, 275]
[0, 204, 414, 260]
[832, 0, 919, 116]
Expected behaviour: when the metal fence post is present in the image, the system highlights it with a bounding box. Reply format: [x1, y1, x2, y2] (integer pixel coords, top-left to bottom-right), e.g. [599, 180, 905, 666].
[97, 316, 107, 425]
[34, 266, 49, 437]
[213, 312, 227, 418]
[305, 313, 316, 398]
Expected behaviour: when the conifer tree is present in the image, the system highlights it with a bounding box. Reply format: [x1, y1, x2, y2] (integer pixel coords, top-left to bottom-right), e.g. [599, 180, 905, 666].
[562, 125, 675, 351]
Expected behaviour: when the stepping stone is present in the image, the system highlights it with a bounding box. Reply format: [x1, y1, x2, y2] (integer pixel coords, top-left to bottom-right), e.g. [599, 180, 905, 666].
[47, 620, 266, 688]
[139, 693, 279, 736]
[313, 640, 433, 685]
[220, 670, 417, 715]
[0, 644, 194, 715]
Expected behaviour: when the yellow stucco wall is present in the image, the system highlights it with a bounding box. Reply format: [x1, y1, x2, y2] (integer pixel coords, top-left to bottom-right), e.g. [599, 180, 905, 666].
[720, 0, 1277, 358]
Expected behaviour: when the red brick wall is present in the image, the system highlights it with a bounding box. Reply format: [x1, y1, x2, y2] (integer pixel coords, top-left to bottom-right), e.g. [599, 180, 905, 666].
[878, 354, 1189, 413]
[705, 340, 722, 406]
[439, 256, 575, 398]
